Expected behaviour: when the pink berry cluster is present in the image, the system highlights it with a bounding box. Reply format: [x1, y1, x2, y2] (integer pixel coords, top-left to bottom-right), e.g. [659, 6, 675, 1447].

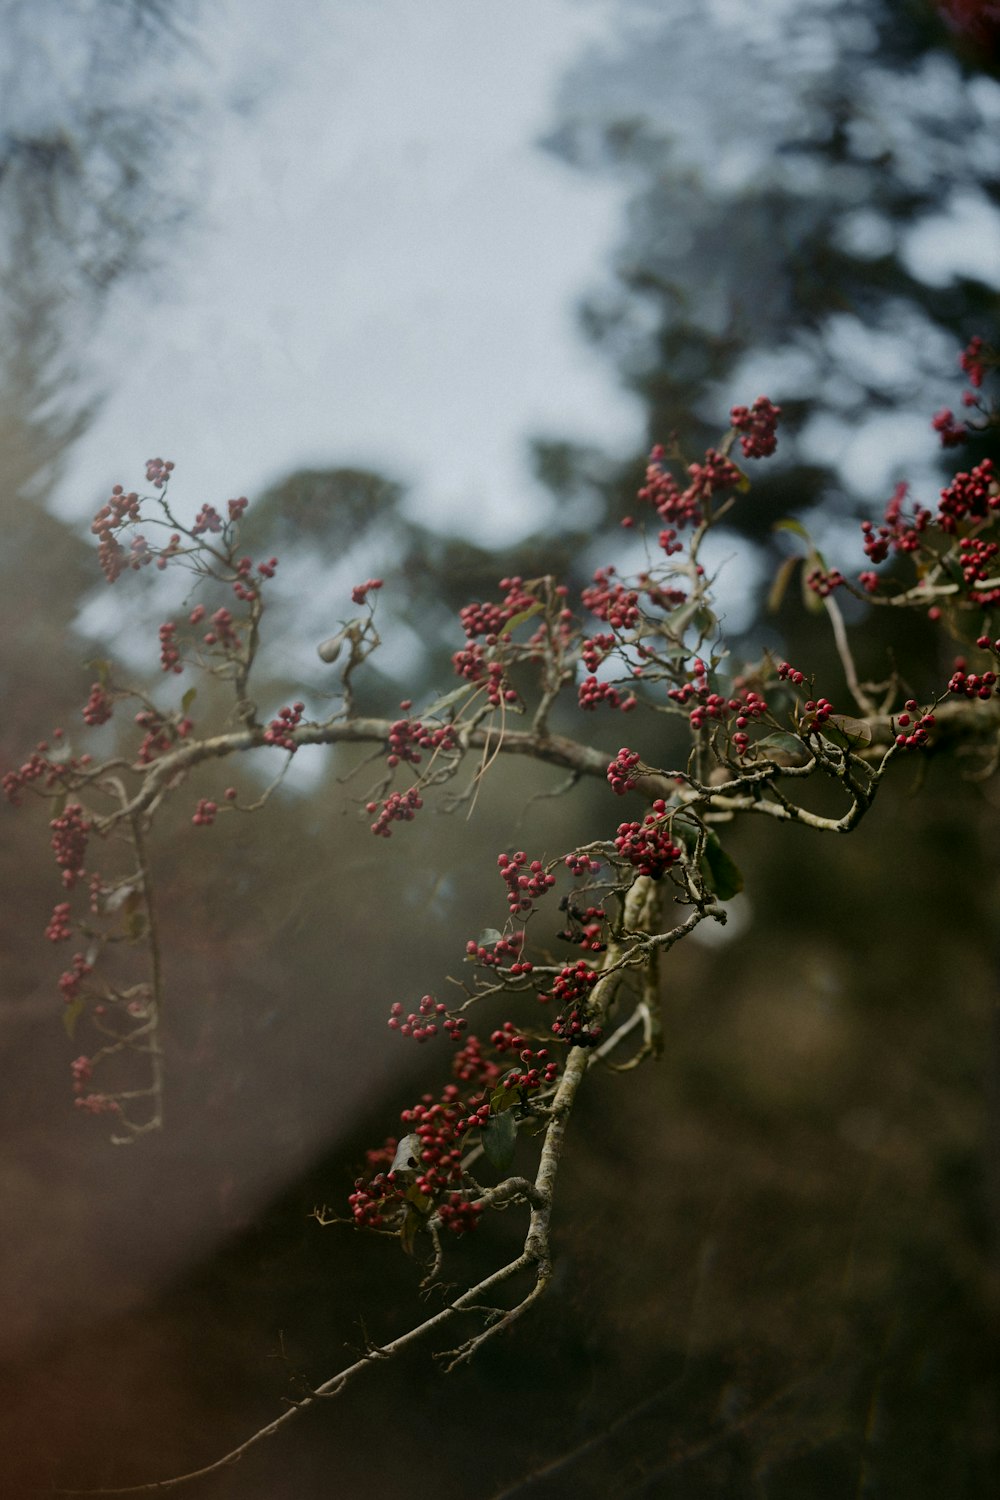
[264, 702, 305, 751]
[46, 902, 72, 942]
[614, 801, 682, 879]
[50, 804, 89, 888]
[3, 747, 83, 804]
[957, 536, 1000, 604]
[960, 335, 987, 388]
[387, 994, 455, 1043]
[564, 851, 602, 877]
[385, 717, 458, 768]
[82, 683, 114, 726]
[465, 929, 531, 973]
[159, 622, 182, 673]
[537, 958, 598, 1010]
[451, 644, 511, 707]
[668, 659, 768, 750]
[556, 896, 607, 952]
[607, 746, 641, 795]
[145, 457, 174, 488]
[351, 578, 384, 606]
[730, 396, 782, 458]
[937, 459, 997, 533]
[894, 701, 936, 748]
[367, 786, 423, 837]
[489, 1025, 559, 1089]
[58, 952, 92, 1003]
[70, 1055, 92, 1093]
[932, 408, 969, 448]
[135, 708, 191, 765]
[948, 658, 997, 700]
[459, 577, 536, 640]
[860, 483, 930, 568]
[191, 503, 223, 536]
[799, 697, 835, 733]
[805, 565, 846, 598]
[497, 851, 556, 914]
[577, 675, 637, 712]
[581, 567, 641, 630]
[192, 798, 218, 826]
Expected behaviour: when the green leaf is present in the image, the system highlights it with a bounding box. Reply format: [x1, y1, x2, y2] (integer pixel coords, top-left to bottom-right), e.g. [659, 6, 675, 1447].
[399, 1202, 424, 1256]
[773, 517, 813, 543]
[767, 555, 800, 614]
[85, 658, 112, 687]
[418, 683, 474, 721]
[500, 600, 543, 636]
[481, 1109, 518, 1172]
[753, 731, 811, 764]
[820, 714, 872, 750]
[701, 832, 744, 901]
[489, 1068, 527, 1115]
[181, 686, 197, 716]
[62, 998, 85, 1040]
[476, 928, 503, 948]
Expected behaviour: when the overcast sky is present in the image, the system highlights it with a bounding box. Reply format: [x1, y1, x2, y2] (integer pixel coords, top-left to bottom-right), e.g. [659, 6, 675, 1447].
[50, 0, 643, 547]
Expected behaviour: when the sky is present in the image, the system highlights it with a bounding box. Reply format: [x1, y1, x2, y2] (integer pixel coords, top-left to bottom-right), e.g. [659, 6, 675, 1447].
[50, 0, 643, 548]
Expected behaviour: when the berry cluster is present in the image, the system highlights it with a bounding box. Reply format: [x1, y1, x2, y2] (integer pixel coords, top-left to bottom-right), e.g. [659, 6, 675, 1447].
[58, 952, 92, 1003]
[607, 746, 642, 795]
[581, 633, 616, 672]
[264, 702, 306, 751]
[135, 708, 191, 765]
[957, 536, 1000, 604]
[46, 902, 72, 942]
[581, 567, 641, 630]
[960, 335, 987, 388]
[799, 697, 835, 733]
[367, 786, 423, 837]
[451, 644, 510, 707]
[894, 701, 936, 748]
[145, 457, 174, 488]
[806, 565, 846, 598]
[537, 958, 599, 1009]
[191, 503, 223, 536]
[564, 851, 602, 877]
[465, 929, 531, 973]
[50, 804, 90, 889]
[730, 396, 782, 458]
[385, 717, 459, 768]
[351, 578, 384, 606]
[614, 802, 683, 879]
[947, 661, 997, 699]
[201, 607, 240, 650]
[82, 683, 114, 726]
[937, 458, 997, 533]
[387, 994, 453, 1043]
[192, 798, 218, 826]
[668, 659, 768, 747]
[932, 408, 969, 448]
[459, 577, 536, 640]
[159, 622, 182, 674]
[497, 851, 556, 914]
[577, 675, 637, 712]
[557, 896, 607, 952]
[860, 483, 930, 566]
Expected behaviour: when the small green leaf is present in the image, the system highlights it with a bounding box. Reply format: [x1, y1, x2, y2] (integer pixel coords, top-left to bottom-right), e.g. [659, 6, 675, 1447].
[767, 555, 800, 614]
[418, 683, 474, 721]
[400, 1202, 424, 1256]
[773, 517, 813, 543]
[701, 832, 744, 901]
[500, 600, 543, 636]
[481, 1110, 518, 1172]
[181, 686, 197, 715]
[820, 714, 872, 750]
[476, 928, 502, 948]
[62, 998, 85, 1039]
[753, 731, 811, 764]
